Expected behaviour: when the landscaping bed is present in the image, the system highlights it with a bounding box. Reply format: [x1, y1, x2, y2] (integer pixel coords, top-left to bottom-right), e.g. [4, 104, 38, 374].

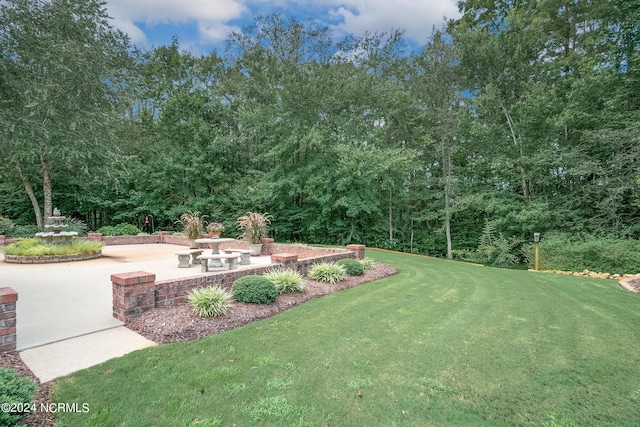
[128, 262, 399, 344]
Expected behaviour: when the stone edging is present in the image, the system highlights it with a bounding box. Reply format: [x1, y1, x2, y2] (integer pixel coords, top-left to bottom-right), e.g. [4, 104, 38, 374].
[4, 251, 102, 264]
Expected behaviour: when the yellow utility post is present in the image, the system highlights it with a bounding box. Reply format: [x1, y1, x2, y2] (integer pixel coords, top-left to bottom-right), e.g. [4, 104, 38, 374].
[534, 233, 540, 271]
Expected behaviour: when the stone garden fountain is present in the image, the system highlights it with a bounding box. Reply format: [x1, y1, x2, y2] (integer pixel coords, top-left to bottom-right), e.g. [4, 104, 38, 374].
[35, 207, 78, 244]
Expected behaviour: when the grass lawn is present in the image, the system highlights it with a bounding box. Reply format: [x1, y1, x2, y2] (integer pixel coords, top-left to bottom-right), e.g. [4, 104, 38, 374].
[52, 250, 640, 426]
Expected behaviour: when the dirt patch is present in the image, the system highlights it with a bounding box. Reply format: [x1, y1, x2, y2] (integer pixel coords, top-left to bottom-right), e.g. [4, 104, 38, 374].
[0, 262, 398, 427]
[128, 262, 399, 344]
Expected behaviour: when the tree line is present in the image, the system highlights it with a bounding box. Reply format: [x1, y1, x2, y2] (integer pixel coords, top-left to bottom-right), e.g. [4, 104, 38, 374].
[1, 0, 638, 262]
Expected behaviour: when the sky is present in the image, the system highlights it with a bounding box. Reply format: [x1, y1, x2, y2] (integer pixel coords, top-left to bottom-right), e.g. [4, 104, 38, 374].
[104, 0, 461, 54]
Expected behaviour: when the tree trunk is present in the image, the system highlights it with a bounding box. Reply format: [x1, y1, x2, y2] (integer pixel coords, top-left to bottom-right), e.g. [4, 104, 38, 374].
[39, 141, 53, 223]
[443, 136, 453, 260]
[388, 188, 393, 242]
[501, 104, 530, 202]
[14, 160, 44, 230]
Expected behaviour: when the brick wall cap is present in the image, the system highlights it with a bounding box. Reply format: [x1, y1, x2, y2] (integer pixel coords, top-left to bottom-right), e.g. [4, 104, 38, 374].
[346, 244, 366, 250]
[271, 253, 298, 262]
[0, 287, 18, 303]
[111, 271, 156, 285]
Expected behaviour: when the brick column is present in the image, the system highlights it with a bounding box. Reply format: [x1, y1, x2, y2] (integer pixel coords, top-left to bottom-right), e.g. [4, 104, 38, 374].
[0, 235, 5, 246]
[346, 244, 366, 260]
[0, 288, 18, 352]
[261, 238, 275, 255]
[88, 232, 103, 242]
[271, 253, 298, 270]
[111, 271, 156, 322]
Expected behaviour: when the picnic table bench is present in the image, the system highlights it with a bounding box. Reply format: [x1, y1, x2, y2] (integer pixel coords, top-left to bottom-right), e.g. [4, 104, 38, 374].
[175, 249, 203, 268]
[197, 253, 241, 272]
[222, 248, 252, 265]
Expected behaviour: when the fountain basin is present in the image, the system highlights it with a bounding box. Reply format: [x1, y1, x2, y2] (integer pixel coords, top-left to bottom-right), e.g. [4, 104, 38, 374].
[35, 231, 78, 245]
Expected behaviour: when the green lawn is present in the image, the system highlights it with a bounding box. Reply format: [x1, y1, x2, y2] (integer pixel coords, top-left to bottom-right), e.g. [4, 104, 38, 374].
[52, 250, 640, 426]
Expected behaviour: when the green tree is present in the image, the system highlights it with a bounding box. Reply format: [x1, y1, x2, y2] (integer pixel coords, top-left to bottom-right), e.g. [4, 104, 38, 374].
[0, 0, 132, 229]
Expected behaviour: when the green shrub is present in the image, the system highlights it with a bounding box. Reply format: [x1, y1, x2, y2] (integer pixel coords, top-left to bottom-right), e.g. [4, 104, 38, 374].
[360, 257, 375, 270]
[8, 225, 39, 238]
[308, 262, 346, 284]
[453, 222, 521, 268]
[336, 258, 364, 276]
[523, 233, 640, 274]
[0, 367, 38, 427]
[187, 286, 233, 317]
[0, 216, 15, 236]
[263, 267, 306, 294]
[96, 223, 140, 236]
[232, 275, 278, 304]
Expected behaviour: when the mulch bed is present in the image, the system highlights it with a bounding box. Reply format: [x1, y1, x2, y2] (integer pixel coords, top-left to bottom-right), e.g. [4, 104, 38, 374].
[128, 262, 399, 343]
[0, 262, 398, 427]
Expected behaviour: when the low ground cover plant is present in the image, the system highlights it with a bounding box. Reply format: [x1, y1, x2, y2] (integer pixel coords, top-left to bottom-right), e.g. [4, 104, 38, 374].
[336, 258, 364, 276]
[187, 286, 233, 317]
[3, 239, 104, 256]
[0, 367, 38, 427]
[263, 267, 306, 294]
[232, 275, 278, 304]
[308, 262, 346, 284]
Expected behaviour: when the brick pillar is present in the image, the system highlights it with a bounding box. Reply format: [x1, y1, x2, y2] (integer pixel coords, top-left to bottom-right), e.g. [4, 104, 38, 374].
[88, 232, 103, 242]
[0, 288, 18, 352]
[0, 235, 5, 246]
[271, 253, 298, 270]
[261, 238, 275, 255]
[111, 271, 156, 322]
[346, 244, 366, 260]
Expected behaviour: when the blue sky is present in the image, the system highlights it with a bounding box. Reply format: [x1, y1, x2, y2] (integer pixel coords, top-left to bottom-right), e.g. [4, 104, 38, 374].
[104, 0, 461, 54]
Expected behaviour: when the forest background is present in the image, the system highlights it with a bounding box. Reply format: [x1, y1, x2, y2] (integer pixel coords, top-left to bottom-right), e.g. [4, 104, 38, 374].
[1, 0, 638, 266]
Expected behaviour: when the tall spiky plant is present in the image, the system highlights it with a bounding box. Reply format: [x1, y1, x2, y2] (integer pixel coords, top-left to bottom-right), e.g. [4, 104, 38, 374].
[177, 211, 206, 239]
[236, 212, 272, 244]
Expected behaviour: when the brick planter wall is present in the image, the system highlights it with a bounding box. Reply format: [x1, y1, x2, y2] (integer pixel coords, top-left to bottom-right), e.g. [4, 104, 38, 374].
[0, 288, 18, 352]
[4, 251, 103, 264]
[112, 244, 363, 322]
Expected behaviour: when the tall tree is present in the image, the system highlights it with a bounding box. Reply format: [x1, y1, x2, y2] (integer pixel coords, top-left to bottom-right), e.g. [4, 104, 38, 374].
[0, 0, 132, 228]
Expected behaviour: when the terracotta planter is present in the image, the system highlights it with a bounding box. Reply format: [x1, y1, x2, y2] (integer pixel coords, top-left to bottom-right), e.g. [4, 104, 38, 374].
[208, 231, 221, 238]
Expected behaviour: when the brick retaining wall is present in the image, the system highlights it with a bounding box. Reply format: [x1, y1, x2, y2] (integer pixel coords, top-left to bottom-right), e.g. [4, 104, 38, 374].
[112, 245, 363, 322]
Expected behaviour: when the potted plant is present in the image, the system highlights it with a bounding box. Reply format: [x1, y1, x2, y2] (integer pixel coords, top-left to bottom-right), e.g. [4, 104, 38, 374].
[176, 211, 206, 248]
[236, 212, 271, 255]
[206, 221, 224, 238]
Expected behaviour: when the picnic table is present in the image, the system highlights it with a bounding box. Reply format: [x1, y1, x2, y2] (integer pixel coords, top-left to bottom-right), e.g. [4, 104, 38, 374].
[194, 238, 235, 267]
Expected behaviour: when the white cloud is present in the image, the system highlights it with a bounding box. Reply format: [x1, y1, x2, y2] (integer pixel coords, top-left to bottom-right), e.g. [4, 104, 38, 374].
[104, 0, 460, 50]
[327, 0, 459, 44]
[107, 0, 246, 24]
[105, 0, 247, 47]
[198, 22, 243, 43]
